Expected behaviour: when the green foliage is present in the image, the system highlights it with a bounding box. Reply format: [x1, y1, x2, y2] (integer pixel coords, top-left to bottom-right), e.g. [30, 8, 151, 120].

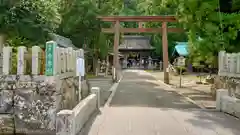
[157, 0, 240, 68]
[135, 0, 187, 57]
[0, 0, 61, 45]
[98, 33, 109, 59]
[58, 0, 101, 48]
[5, 0, 240, 72]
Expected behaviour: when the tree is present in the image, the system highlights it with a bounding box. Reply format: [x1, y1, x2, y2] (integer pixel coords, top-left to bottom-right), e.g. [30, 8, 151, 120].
[146, 0, 240, 68]
[0, 0, 61, 46]
[135, 0, 187, 57]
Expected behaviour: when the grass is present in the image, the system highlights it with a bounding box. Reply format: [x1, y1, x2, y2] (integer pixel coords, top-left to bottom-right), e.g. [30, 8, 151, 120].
[86, 73, 97, 78]
[144, 69, 154, 72]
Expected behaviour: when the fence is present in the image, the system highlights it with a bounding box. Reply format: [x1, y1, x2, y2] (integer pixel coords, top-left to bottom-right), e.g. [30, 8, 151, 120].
[0, 41, 86, 134]
[217, 51, 240, 118]
[218, 51, 240, 97]
[2, 41, 84, 76]
[218, 51, 240, 78]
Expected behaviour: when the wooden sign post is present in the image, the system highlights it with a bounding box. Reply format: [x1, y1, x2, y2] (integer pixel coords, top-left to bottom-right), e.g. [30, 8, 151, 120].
[45, 41, 57, 76]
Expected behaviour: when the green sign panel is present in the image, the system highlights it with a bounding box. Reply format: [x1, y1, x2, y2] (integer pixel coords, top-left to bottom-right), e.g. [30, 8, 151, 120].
[45, 41, 57, 76]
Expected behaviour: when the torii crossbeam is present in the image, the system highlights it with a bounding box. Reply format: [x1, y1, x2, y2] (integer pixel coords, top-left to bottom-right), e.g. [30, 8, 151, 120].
[97, 16, 184, 84]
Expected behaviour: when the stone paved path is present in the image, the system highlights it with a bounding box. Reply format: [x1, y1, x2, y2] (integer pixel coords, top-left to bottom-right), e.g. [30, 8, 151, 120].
[81, 70, 240, 135]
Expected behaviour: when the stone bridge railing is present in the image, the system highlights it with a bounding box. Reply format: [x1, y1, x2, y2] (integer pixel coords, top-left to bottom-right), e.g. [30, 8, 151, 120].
[0, 41, 88, 134]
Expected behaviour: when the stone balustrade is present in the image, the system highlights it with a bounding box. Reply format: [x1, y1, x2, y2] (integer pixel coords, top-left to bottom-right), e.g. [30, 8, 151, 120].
[217, 51, 240, 118]
[56, 87, 100, 135]
[218, 51, 240, 77]
[0, 41, 87, 134]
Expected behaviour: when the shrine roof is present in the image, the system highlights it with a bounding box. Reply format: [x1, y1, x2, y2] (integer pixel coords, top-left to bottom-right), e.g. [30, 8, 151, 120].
[50, 33, 78, 49]
[119, 35, 154, 50]
[172, 42, 188, 56]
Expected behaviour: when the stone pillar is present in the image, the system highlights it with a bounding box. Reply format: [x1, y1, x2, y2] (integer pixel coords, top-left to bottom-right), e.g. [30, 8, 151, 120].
[159, 61, 163, 71]
[237, 52, 240, 77]
[216, 89, 228, 111]
[0, 35, 4, 74]
[56, 110, 74, 135]
[218, 51, 225, 76]
[91, 87, 100, 109]
[96, 59, 101, 76]
[148, 56, 152, 70]
[2, 47, 12, 75]
[105, 61, 109, 76]
[32, 46, 42, 75]
[17, 46, 27, 75]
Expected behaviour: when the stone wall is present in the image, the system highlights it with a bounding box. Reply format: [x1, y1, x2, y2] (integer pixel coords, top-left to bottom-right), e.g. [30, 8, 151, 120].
[216, 89, 240, 118]
[211, 76, 240, 99]
[0, 74, 88, 134]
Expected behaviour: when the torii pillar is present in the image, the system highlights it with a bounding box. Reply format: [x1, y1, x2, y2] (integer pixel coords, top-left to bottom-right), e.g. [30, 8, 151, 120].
[113, 21, 120, 82]
[162, 22, 169, 84]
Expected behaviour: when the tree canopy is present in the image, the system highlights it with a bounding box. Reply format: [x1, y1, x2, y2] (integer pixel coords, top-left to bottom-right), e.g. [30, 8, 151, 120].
[0, 0, 61, 46]
[1, 0, 240, 68]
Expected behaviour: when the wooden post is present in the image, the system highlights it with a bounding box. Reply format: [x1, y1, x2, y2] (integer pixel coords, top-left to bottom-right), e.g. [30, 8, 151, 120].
[162, 22, 169, 84]
[113, 20, 120, 82]
[138, 22, 143, 28]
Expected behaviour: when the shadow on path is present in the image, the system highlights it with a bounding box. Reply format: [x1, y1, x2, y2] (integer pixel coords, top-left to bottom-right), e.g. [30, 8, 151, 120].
[110, 71, 199, 109]
[108, 70, 240, 135]
[81, 70, 240, 135]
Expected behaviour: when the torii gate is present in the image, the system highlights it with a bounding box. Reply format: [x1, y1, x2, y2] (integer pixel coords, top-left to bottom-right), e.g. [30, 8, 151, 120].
[97, 16, 184, 84]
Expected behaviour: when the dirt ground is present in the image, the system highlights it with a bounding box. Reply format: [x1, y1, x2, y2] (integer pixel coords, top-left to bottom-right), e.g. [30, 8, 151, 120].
[148, 71, 216, 109]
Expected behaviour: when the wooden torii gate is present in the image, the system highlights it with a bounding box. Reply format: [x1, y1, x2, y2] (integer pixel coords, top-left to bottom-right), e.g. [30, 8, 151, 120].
[97, 16, 184, 84]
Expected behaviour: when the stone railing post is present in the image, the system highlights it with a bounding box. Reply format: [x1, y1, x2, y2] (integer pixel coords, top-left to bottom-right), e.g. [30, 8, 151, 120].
[2, 47, 12, 75]
[17, 46, 27, 75]
[67, 47, 73, 72]
[237, 53, 240, 76]
[56, 110, 74, 135]
[32, 46, 42, 75]
[96, 59, 101, 76]
[72, 50, 77, 75]
[56, 47, 61, 74]
[216, 89, 228, 111]
[91, 87, 100, 109]
[218, 51, 225, 76]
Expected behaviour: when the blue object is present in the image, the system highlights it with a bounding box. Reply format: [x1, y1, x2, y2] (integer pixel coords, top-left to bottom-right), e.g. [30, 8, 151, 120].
[172, 42, 188, 56]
